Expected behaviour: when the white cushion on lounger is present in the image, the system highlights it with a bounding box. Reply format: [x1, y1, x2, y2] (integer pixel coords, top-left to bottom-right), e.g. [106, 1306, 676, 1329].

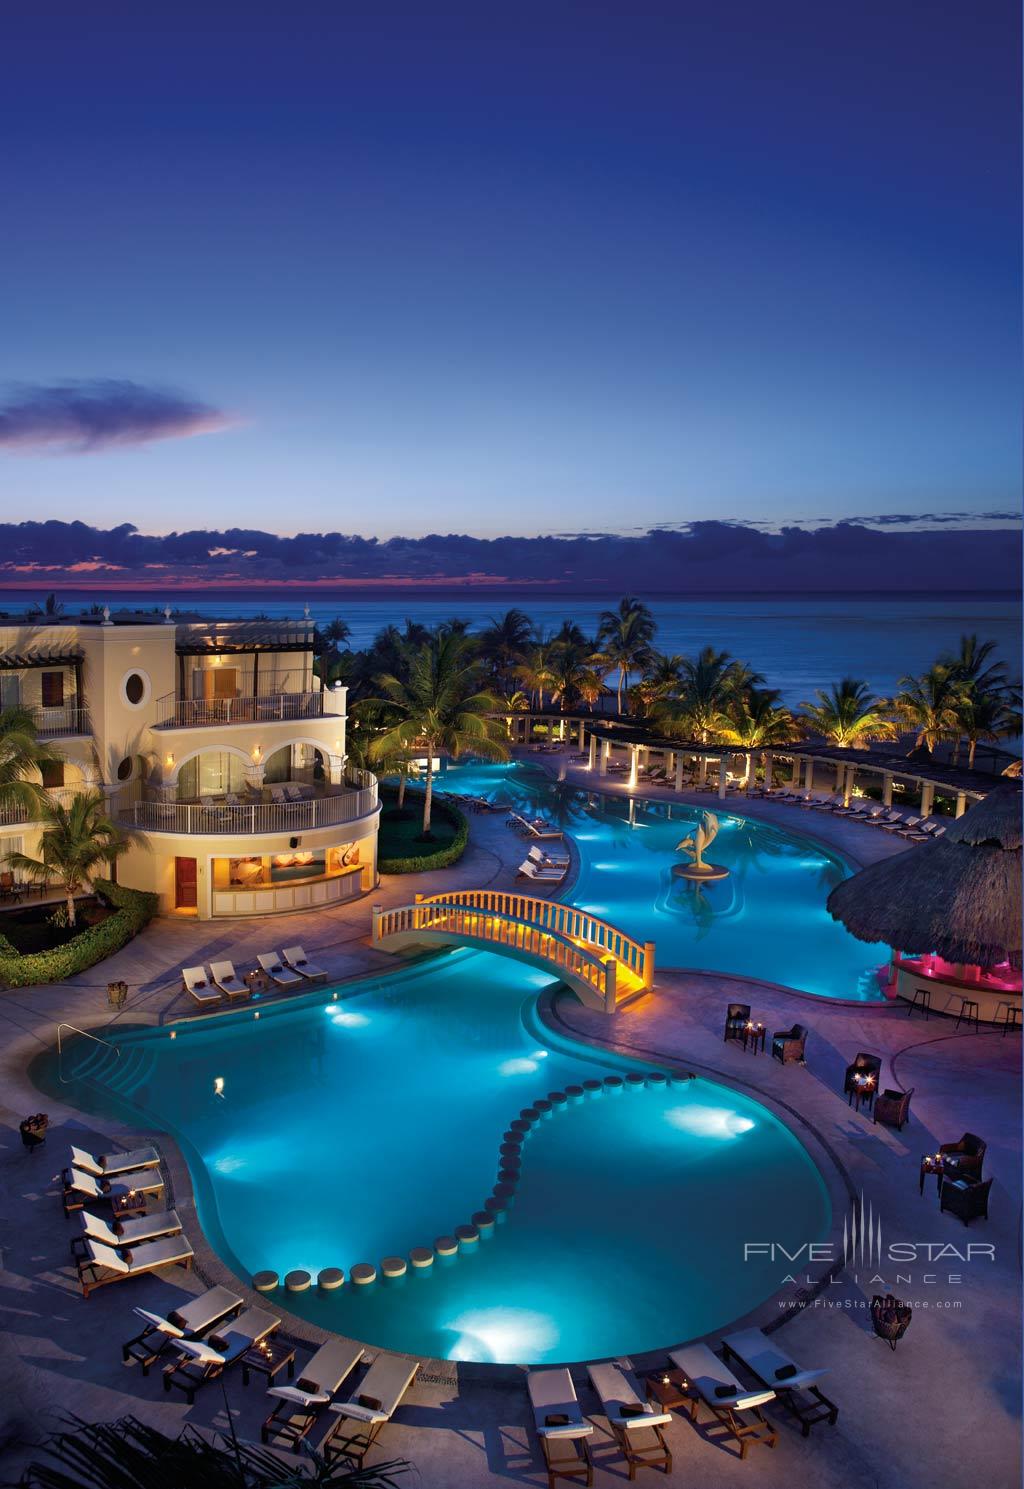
[174, 1337, 226, 1366]
[330, 1401, 388, 1425]
[268, 1384, 331, 1407]
[84, 1239, 129, 1272]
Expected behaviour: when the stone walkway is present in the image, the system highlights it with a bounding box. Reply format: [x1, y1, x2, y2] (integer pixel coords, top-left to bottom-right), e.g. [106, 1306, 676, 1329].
[0, 755, 1018, 1487]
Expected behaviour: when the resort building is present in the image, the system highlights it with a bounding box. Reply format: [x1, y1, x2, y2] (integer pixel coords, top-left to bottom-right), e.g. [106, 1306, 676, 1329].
[0, 615, 379, 919]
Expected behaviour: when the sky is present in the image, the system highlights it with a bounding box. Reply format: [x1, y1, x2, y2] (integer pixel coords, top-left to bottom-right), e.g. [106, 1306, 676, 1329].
[0, 1, 1020, 546]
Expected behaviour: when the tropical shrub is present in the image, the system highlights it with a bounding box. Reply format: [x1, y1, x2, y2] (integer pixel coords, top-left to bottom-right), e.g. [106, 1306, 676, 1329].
[0, 879, 158, 988]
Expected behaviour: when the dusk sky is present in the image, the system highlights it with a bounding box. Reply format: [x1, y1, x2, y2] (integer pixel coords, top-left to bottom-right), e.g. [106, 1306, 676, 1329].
[1, 1, 1020, 541]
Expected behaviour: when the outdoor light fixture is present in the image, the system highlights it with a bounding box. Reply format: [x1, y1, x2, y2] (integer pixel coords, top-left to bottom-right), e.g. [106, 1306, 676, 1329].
[252, 744, 262, 763]
[165, 753, 174, 768]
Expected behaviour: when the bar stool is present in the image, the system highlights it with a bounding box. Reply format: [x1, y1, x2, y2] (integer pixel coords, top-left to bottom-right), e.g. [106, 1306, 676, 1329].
[906, 986, 932, 1019]
[996, 1004, 1022, 1036]
[952, 996, 980, 1033]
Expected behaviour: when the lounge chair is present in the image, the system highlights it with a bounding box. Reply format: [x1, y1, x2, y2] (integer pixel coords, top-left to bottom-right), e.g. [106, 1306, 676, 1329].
[282, 945, 328, 983]
[62, 1165, 165, 1218]
[257, 952, 303, 988]
[122, 1285, 243, 1373]
[210, 960, 249, 999]
[518, 860, 566, 883]
[68, 1144, 160, 1177]
[810, 794, 844, 812]
[269, 784, 287, 803]
[77, 1233, 195, 1298]
[844, 1051, 882, 1107]
[939, 1174, 992, 1225]
[723, 1002, 751, 1043]
[183, 965, 221, 1007]
[163, 1306, 281, 1403]
[322, 1352, 419, 1466]
[588, 1361, 672, 1478]
[528, 845, 570, 866]
[720, 1328, 837, 1436]
[939, 1132, 986, 1179]
[528, 1368, 594, 1489]
[73, 1207, 182, 1256]
[883, 814, 919, 834]
[669, 1343, 777, 1459]
[262, 1339, 364, 1452]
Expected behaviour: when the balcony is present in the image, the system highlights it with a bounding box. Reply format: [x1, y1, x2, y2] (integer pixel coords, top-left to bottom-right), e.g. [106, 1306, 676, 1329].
[116, 771, 378, 836]
[25, 703, 91, 738]
[0, 785, 88, 827]
[154, 690, 328, 729]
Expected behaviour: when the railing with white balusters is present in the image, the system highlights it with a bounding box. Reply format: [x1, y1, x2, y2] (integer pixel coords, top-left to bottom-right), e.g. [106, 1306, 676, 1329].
[116, 770, 378, 836]
[372, 889, 654, 1013]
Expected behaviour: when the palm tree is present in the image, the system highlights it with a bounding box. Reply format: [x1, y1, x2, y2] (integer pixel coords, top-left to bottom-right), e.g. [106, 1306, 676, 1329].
[597, 598, 656, 712]
[719, 689, 799, 785]
[663, 647, 748, 743]
[5, 789, 125, 927]
[798, 678, 897, 748]
[12, 1412, 408, 1487]
[547, 643, 604, 712]
[636, 653, 684, 715]
[942, 633, 1012, 698]
[514, 642, 557, 711]
[479, 609, 533, 687]
[367, 633, 508, 835]
[892, 666, 960, 754]
[951, 689, 1023, 769]
[0, 706, 62, 821]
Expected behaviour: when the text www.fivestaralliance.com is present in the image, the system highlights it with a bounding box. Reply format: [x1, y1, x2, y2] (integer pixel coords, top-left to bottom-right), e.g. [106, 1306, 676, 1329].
[781, 1299, 963, 1311]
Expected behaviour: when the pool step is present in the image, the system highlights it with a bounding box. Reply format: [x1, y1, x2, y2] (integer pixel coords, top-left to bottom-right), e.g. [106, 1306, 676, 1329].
[105, 1047, 154, 1099]
[66, 1040, 111, 1081]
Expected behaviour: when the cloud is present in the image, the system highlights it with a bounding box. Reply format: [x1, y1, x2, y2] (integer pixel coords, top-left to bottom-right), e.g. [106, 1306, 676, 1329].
[0, 380, 233, 453]
[0, 518, 1018, 594]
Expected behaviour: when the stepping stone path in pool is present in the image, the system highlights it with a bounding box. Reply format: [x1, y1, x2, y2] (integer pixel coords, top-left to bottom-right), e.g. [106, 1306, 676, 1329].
[277, 1067, 693, 1290]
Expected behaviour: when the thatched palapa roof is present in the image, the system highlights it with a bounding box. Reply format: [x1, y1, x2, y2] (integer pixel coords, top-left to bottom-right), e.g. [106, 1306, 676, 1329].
[827, 784, 1022, 970]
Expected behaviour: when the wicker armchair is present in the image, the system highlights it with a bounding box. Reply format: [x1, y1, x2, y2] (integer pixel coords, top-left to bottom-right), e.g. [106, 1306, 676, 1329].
[873, 1087, 913, 1130]
[843, 1052, 882, 1106]
[771, 1024, 808, 1063]
[723, 1003, 751, 1043]
[939, 1132, 987, 1179]
[939, 1174, 992, 1226]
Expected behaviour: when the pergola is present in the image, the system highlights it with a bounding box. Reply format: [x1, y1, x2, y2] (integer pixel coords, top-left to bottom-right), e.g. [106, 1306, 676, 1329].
[496, 709, 1002, 815]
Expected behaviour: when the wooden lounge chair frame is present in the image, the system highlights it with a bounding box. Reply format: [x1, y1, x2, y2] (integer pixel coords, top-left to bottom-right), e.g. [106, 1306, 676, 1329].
[669, 1347, 777, 1460]
[588, 1363, 671, 1480]
[121, 1286, 243, 1375]
[162, 1307, 280, 1403]
[720, 1334, 838, 1437]
[322, 1355, 419, 1467]
[262, 1341, 364, 1452]
[77, 1235, 194, 1298]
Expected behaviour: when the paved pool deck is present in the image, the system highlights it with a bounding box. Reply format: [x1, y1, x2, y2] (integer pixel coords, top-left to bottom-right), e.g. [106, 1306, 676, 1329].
[0, 753, 1019, 1487]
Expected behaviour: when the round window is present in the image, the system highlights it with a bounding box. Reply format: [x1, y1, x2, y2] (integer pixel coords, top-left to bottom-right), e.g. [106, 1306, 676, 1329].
[116, 756, 134, 782]
[120, 669, 151, 709]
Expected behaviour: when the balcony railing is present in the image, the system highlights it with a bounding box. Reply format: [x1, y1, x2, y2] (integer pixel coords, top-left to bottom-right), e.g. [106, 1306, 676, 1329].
[116, 771, 378, 836]
[154, 691, 328, 729]
[0, 785, 89, 827]
[25, 704, 91, 738]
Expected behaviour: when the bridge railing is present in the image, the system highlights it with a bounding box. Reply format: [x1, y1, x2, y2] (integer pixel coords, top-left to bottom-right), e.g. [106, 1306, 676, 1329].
[414, 888, 654, 990]
[373, 899, 619, 1010]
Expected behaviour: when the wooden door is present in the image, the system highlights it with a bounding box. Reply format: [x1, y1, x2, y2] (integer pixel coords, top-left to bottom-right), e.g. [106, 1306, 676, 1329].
[174, 856, 198, 909]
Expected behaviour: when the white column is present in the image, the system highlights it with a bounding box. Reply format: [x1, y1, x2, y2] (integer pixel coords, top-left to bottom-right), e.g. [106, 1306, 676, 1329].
[628, 746, 638, 791]
[843, 763, 855, 807]
[587, 733, 597, 770]
[599, 739, 610, 776]
[578, 719, 585, 748]
[920, 781, 935, 818]
[698, 755, 708, 787]
[718, 755, 728, 800]
[674, 754, 684, 792]
[762, 750, 773, 794]
[955, 791, 967, 819]
[790, 755, 802, 786]
[882, 773, 893, 807]
[804, 759, 815, 795]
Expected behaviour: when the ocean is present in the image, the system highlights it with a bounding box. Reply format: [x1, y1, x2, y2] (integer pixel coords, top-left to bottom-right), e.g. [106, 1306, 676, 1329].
[0, 589, 1018, 709]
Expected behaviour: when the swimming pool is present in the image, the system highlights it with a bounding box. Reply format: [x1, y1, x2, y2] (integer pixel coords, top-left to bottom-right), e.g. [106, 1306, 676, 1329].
[43, 952, 830, 1363]
[433, 758, 886, 1001]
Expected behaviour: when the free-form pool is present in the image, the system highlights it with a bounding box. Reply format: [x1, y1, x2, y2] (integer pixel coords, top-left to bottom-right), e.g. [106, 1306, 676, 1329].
[434, 758, 886, 1001]
[45, 952, 830, 1363]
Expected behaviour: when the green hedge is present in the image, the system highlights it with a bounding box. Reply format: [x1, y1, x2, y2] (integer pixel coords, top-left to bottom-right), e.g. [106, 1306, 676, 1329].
[378, 792, 469, 874]
[0, 879, 159, 988]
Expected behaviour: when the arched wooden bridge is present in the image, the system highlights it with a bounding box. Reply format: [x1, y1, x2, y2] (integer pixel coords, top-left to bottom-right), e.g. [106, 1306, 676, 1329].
[371, 890, 654, 1013]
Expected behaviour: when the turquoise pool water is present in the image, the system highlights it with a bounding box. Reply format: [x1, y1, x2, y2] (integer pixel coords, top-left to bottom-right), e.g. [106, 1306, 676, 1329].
[42, 954, 830, 1363]
[434, 758, 886, 1001]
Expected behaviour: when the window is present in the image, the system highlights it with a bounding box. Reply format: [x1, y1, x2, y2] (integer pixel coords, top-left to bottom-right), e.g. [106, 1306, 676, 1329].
[41, 671, 64, 708]
[124, 672, 145, 705]
[116, 756, 134, 782]
[0, 675, 21, 709]
[41, 760, 65, 789]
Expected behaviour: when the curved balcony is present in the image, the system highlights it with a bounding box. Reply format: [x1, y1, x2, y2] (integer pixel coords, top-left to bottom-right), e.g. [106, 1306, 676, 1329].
[153, 690, 329, 729]
[117, 771, 378, 837]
